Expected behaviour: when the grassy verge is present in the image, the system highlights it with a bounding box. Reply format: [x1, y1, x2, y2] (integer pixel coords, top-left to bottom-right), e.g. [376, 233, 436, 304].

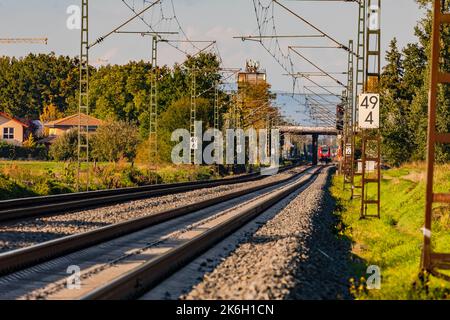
[0, 161, 218, 200]
[332, 163, 450, 299]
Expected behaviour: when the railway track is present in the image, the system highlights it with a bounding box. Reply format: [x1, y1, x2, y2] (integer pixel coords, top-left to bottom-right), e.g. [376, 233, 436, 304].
[0, 163, 300, 223]
[0, 165, 322, 300]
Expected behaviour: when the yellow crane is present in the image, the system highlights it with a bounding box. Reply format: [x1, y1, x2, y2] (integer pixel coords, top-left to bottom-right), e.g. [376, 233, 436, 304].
[0, 38, 48, 44]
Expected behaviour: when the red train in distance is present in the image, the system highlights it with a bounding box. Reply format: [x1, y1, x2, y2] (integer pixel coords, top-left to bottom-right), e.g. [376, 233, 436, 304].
[318, 145, 332, 164]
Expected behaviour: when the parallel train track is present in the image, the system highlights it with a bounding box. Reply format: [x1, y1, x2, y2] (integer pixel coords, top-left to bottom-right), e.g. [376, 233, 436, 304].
[0, 165, 323, 300]
[0, 164, 300, 223]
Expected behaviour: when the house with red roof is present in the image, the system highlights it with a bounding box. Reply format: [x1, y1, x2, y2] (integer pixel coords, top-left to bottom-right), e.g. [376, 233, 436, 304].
[0, 112, 29, 146]
[41, 113, 104, 144]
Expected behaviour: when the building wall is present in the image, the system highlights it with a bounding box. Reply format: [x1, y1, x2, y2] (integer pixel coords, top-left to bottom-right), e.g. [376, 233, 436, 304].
[48, 126, 99, 137]
[49, 127, 67, 136]
[0, 116, 24, 146]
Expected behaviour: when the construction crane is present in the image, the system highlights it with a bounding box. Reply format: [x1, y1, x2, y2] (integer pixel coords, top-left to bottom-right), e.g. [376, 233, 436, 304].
[0, 38, 48, 44]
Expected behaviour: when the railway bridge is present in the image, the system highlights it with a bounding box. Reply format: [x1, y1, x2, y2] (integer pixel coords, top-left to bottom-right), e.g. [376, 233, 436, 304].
[278, 126, 338, 165]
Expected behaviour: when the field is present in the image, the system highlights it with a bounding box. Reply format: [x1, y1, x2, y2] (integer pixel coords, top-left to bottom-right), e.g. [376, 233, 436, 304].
[0, 160, 217, 200]
[332, 163, 450, 299]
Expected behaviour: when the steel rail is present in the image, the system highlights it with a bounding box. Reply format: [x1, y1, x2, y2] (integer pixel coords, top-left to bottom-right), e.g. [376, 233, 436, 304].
[82, 167, 323, 300]
[0, 164, 300, 223]
[0, 166, 310, 276]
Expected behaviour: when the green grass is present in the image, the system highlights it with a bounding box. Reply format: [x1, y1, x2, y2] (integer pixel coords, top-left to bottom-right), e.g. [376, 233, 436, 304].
[0, 161, 65, 173]
[0, 160, 219, 200]
[332, 163, 450, 299]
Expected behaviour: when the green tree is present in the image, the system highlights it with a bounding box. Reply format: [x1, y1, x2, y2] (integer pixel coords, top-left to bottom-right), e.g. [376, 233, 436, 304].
[49, 129, 80, 161]
[91, 121, 140, 163]
[380, 38, 413, 166]
[409, 0, 450, 162]
[379, 1, 450, 164]
[0, 53, 79, 119]
[137, 96, 212, 164]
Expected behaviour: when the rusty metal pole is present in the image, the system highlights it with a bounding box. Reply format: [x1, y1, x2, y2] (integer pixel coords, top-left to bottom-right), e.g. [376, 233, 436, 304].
[77, 0, 90, 192]
[360, 0, 381, 219]
[421, 0, 450, 277]
[422, 0, 441, 273]
[351, 0, 367, 200]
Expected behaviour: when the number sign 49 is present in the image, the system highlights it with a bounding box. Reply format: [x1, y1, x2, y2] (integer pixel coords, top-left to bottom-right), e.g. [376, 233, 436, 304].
[358, 94, 380, 129]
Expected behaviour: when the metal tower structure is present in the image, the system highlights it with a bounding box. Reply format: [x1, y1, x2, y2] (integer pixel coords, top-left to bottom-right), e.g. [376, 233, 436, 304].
[214, 80, 221, 171]
[343, 40, 354, 190]
[77, 0, 90, 192]
[190, 70, 197, 164]
[83, 0, 170, 188]
[351, 0, 367, 199]
[236, 93, 243, 167]
[114, 30, 179, 184]
[360, 0, 381, 219]
[422, 0, 450, 280]
[149, 35, 158, 183]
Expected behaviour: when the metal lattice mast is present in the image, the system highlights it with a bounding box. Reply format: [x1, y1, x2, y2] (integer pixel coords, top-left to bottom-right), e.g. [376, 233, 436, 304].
[77, 0, 90, 192]
[214, 80, 220, 170]
[351, 0, 367, 199]
[422, 0, 450, 279]
[237, 93, 244, 168]
[360, 0, 381, 219]
[149, 35, 158, 183]
[343, 39, 354, 190]
[214, 81, 220, 134]
[190, 70, 197, 164]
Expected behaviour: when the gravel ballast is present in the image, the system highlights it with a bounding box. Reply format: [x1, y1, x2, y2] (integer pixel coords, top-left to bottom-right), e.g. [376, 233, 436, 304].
[0, 170, 299, 253]
[168, 167, 353, 300]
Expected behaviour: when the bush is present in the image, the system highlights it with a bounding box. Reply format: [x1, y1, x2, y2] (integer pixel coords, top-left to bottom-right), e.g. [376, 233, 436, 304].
[0, 164, 72, 199]
[0, 142, 48, 160]
[49, 129, 82, 161]
[91, 120, 140, 163]
[93, 161, 145, 189]
[0, 175, 37, 200]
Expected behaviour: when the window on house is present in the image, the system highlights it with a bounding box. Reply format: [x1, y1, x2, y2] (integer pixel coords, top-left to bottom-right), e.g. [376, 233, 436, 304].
[3, 127, 14, 140]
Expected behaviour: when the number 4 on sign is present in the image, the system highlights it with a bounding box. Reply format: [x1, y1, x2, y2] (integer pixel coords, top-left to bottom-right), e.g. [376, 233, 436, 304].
[358, 94, 380, 129]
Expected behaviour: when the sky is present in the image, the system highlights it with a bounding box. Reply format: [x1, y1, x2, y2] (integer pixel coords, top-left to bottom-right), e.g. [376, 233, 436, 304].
[0, 0, 426, 125]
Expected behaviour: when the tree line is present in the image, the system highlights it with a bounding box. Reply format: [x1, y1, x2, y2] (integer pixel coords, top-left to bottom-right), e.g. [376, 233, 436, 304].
[0, 51, 278, 164]
[380, 0, 450, 166]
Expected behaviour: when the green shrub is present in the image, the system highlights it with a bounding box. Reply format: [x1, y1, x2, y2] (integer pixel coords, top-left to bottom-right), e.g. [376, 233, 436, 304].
[49, 129, 81, 161]
[0, 142, 47, 160]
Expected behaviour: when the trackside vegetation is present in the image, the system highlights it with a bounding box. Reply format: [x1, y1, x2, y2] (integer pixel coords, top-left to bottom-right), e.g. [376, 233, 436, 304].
[0, 161, 217, 200]
[332, 164, 450, 299]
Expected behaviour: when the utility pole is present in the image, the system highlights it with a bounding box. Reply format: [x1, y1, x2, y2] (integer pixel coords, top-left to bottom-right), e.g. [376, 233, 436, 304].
[78, 0, 162, 191]
[115, 31, 177, 184]
[351, 0, 367, 200]
[190, 69, 197, 165]
[149, 35, 158, 183]
[214, 80, 221, 173]
[77, 0, 90, 192]
[343, 40, 354, 190]
[421, 0, 450, 280]
[360, 0, 381, 219]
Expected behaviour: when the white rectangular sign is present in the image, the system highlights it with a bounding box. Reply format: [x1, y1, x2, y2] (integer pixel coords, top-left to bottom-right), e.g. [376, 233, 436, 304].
[345, 144, 352, 156]
[358, 93, 380, 129]
[190, 137, 199, 150]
